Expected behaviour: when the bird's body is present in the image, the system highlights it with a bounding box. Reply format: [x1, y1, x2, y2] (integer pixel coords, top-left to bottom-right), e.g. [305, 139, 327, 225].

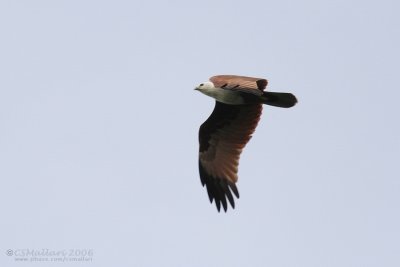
[198, 87, 245, 105]
[195, 75, 297, 212]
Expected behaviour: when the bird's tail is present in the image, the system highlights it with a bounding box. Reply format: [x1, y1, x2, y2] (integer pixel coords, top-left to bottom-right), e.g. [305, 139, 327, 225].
[261, 91, 298, 108]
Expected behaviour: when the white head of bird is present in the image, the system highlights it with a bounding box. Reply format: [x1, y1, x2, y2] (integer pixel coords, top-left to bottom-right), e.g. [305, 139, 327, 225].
[195, 80, 246, 105]
[195, 81, 215, 91]
[195, 81, 218, 98]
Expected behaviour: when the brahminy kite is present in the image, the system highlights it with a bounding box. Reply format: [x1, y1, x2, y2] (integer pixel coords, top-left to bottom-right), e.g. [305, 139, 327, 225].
[195, 75, 297, 212]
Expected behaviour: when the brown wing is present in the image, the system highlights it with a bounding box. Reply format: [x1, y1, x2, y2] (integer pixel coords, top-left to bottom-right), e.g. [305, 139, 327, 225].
[210, 75, 268, 96]
[199, 101, 263, 212]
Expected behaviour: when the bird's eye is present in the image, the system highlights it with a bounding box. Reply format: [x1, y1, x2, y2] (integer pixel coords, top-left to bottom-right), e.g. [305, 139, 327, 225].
[200, 83, 204, 86]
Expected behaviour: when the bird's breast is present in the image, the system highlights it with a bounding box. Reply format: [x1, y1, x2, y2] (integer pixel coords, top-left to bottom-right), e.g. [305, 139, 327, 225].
[205, 88, 245, 105]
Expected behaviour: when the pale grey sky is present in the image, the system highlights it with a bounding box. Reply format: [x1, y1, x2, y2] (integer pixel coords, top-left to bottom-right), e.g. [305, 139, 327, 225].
[1, 0, 399, 266]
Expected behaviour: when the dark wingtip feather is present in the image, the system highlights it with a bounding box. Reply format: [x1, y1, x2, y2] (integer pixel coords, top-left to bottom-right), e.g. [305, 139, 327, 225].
[228, 182, 240, 199]
[256, 79, 268, 90]
[199, 161, 239, 212]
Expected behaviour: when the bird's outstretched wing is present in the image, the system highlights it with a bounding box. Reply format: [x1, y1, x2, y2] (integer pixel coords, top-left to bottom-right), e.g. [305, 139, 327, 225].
[199, 101, 262, 212]
[210, 75, 268, 96]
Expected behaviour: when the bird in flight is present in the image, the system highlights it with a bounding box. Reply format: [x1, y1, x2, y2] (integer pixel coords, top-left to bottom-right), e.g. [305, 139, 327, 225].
[195, 75, 297, 212]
